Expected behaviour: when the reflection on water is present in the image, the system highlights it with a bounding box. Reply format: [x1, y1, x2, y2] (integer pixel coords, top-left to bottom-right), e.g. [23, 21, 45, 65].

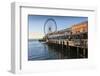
[28, 40, 88, 61]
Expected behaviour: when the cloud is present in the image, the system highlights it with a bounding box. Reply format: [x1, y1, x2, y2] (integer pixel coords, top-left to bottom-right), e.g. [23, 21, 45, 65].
[29, 32, 44, 39]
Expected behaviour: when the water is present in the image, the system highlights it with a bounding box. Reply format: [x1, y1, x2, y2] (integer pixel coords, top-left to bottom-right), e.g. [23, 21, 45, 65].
[28, 40, 88, 61]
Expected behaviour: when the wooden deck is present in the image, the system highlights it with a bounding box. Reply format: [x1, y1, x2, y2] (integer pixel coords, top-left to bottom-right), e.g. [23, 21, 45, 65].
[46, 39, 87, 49]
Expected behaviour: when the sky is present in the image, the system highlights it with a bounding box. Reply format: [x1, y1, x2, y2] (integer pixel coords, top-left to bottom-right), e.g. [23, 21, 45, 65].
[28, 15, 88, 39]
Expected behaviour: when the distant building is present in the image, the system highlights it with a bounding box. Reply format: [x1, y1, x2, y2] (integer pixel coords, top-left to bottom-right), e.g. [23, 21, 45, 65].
[71, 21, 88, 35]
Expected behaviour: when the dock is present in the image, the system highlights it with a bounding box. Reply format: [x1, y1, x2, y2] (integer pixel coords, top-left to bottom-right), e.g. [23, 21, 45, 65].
[43, 21, 88, 58]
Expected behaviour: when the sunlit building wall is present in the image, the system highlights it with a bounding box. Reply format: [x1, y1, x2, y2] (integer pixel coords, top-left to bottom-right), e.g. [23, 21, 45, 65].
[71, 21, 88, 34]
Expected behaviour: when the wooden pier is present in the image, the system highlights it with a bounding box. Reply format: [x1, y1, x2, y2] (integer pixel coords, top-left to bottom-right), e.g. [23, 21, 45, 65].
[43, 21, 88, 58]
[46, 39, 87, 48]
[44, 21, 88, 58]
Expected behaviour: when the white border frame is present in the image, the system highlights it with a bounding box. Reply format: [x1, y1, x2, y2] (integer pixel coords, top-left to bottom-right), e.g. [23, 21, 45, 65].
[11, 2, 96, 74]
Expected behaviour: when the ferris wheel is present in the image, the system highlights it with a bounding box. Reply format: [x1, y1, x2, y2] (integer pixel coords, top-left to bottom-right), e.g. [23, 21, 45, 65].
[44, 18, 57, 35]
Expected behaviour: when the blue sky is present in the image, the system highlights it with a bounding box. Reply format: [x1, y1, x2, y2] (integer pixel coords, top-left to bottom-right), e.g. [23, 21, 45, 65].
[28, 15, 88, 39]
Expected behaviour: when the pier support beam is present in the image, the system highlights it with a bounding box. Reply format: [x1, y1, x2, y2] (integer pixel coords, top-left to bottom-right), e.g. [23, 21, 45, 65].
[77, 47, 79, 58]
[83, 48, 86, 58]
